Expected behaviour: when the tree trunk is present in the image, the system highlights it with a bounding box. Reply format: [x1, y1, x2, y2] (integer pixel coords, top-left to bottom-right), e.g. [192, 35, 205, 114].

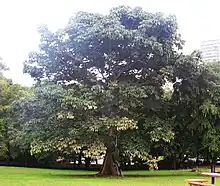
[77, 151, 82, 168]
[98, 127, 122, 176]
[172, 156, 177, 169]
[6, 141, 12, 165]
[98, 149, 122, 176]
[5, 123, 12, 166]
[85, 157, 91, 169]
[211, 158, 216, 184]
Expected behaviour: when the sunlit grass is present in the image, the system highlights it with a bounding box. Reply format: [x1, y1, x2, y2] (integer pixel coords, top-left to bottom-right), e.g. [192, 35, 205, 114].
[0, 166, 218, 186]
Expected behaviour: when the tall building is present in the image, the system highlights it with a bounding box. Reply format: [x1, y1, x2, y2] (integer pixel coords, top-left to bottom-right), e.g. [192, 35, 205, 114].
[201, 39, 220, 62]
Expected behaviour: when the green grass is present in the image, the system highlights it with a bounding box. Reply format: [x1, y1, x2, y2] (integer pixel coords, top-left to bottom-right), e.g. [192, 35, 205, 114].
[0, 166, 218, 186]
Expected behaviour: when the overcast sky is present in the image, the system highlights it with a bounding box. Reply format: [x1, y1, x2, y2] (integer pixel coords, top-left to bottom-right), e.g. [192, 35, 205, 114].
[0, 0, 219, 86]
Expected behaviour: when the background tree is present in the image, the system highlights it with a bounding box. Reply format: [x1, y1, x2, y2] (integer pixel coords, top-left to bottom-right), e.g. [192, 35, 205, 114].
[162, 52, 206, 169]
[0, 57, 8, 76]
[0, 60, 30, 163]
[161, 52, 220, 170]
[197, 62, 220, 176]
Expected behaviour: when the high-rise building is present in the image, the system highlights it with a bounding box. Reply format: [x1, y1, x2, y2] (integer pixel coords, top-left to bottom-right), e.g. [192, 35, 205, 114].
[201, 39, 220, 62]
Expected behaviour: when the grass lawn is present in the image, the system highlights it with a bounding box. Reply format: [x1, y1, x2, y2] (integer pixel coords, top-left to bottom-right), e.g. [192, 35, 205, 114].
[0, 166, 218, 186]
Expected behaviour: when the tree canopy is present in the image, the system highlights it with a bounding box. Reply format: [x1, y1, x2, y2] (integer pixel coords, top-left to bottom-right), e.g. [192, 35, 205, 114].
[21, 6, 187, 176]
[7, 5, 220, 175]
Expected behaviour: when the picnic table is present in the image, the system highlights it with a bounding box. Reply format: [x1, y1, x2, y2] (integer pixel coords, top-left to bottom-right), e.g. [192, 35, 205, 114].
[187, 181, 214, 186]
[201, 172, 220, 184]
[185, 179, 210, 186]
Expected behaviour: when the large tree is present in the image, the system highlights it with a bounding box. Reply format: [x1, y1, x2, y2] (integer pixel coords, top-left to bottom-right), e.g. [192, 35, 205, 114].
[22, 6, 183, 176]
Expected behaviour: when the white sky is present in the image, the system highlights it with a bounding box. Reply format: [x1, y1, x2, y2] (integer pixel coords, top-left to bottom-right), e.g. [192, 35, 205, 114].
[0, 0, 220, 86]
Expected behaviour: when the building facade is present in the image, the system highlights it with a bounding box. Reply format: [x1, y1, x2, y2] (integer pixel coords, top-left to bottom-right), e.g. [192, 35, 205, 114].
[201, 39, 220, 62]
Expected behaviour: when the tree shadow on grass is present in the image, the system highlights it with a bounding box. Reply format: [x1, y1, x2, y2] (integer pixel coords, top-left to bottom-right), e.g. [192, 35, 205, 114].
[49, 173, 198, 179]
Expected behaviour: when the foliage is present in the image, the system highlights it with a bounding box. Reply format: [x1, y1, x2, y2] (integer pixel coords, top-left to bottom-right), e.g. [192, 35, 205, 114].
[19, 6, 185, 173]
[0, 76, 30, 159]
[9, 5, 220, 171]
[146, 156, 164, 170]
[162, 52, 220, 166]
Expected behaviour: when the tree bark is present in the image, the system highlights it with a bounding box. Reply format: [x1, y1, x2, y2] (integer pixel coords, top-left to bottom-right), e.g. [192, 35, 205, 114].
[98, 127, 122, 176]
[77, 151, 82, 168]
[5, 124, 12, 166]
[98, 149, 122, 176]
[85, 157, 91, 169]
[172, 156, 177, 169]
[6, 141, 12, 165]
[211, 158, 216, 184]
